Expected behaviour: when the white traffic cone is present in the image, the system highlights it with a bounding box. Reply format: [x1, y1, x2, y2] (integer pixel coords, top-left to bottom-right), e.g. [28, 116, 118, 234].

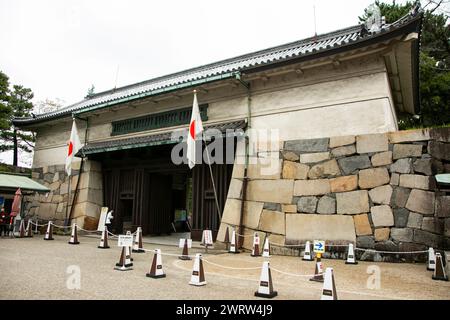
[68, 224, 80, 245]
[189, 253, 207, 286]
[18, 220, 26, 238]
[132, 227, 145, 253]
[262, 237, 270, 258]
[321, 268, 338, 300]
[126, 231, 134, 261]
[179, 238, 192, 260]
[303, 241, 313, 261]
[25, 220, 33, 238]
[114, 246, 133, 271]
[44, 221, 54, 240]
[251, 233, 261, 257]
[229, 229, 240, 254]
[427, 247, 436, 271]
[345, 243, 358, 265]
[310, 253, 324, 282]
[146, 249, 166, 279]
[254, 261, 278, 298]
[98, 228, 110, 249]
[432, 253, 448, 282]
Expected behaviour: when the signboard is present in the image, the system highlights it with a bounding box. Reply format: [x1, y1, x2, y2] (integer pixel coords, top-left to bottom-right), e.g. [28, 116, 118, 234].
[313, 240, 326, 254]
[118, 235, 133, 247]
[97, 207, 109, 231]
[179, 238, 192, 248]
[201, 230, 213, 246]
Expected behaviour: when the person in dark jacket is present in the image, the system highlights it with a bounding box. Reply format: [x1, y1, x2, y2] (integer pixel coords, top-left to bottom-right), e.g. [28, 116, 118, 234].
[0, 209, 7, 237]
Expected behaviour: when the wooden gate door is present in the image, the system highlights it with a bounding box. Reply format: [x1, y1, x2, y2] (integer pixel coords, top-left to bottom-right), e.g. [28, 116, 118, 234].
[147, 173, 173, 235]
[191, 163, 233, 241]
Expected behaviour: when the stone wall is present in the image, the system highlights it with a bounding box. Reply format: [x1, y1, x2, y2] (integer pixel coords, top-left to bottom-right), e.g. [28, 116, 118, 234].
[217, 128, 450, 262]
[25, 160, 103, 229]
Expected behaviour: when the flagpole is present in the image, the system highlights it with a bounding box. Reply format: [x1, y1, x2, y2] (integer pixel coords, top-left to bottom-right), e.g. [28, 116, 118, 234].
[65, 173, 71, 228]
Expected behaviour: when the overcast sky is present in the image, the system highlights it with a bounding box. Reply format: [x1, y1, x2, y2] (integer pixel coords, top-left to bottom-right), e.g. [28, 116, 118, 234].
[1, 0, 412, 166]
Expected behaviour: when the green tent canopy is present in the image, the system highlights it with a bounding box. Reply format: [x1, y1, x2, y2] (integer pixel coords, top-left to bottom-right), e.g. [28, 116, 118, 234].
[0, 173, 50, 193]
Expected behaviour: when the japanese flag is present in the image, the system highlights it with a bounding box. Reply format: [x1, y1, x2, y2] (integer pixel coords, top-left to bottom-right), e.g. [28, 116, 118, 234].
[187, 91, 204, 169]
[65, 120, 82, 176]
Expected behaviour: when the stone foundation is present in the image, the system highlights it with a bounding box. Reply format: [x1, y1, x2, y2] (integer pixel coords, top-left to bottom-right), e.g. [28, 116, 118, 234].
[25, 160, 103, 229]
[218, 127, 450, 261]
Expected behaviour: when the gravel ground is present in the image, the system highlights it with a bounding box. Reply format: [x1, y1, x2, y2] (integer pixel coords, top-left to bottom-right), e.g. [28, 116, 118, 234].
[0, 235, 449, 300]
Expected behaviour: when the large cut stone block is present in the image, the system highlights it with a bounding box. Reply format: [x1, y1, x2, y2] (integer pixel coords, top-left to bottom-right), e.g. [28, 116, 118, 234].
[399, 174, 433, 190]
[227, 179, 243, 199]
[393, 144, 423, 160]
[436, 196, 450, 218]
[331, 145, 356, 157]
[428, 141, 450, 161]
[413, 158, 433, 176]
[391, 187, 411, 209]
[353, 214, 372, 236]
[371, 205, 394, 227]
[329, 135, 355, 148]
[281, 151, 299, 162]
[338, 155, 371, 175]
[286, 214, 356, 242]
[413, 229, 441, 248]
[356, 133, 388, 154]
[390, 158, 413, 174]
[294, 179, 330, 196]
[407, 211, 423, 229]
[216, 223, 236, 242]
[391, 228, 414, 242]
[406, 189, 435, 215]
[388, 129, 430, 143]
[445, 219, 450, 237]
[243, 201, 264, 230]
[358, 168, 390, 189]
[371, 151, 393, 167]
[297, 197, 318, 214]
[282, 161, 309, 180]
[247, 180, 294, 204]
[369, 185, 393, 205]
[393, 208, 409, 228]
[248, 158, 282, 180]
[374, 228, 390, 241]
[284, 138, 329, 153]
[38, 203, 58, 219]
[317, 196, 336, 214]
[336, 190, 369, 214]
[421, 217, 443, 234]
[258, 210, 285, 235]
[330, 175, 358, 193]
[282, 204, 297, 213]
[221, 199, 242, 226]
[308, 159, 341, 179]
[299, 152, 330, 164]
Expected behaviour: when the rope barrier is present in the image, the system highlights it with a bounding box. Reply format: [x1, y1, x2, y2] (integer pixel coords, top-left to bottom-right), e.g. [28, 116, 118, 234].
[78, 227, 101, 234]
[270, 242, 306, 248]
[203, 259, 262, 271]
[235, 233, 254, 238]
[29, 221, 49, 227]
[142, 248, 196, 259]
[355, 248, 428, 254]
[270, 267, 316, 278]
[50, 222, 71, 229]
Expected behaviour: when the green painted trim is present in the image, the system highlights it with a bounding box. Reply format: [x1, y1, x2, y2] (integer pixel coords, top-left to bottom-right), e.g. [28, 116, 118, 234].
[73, 72, 239, 116]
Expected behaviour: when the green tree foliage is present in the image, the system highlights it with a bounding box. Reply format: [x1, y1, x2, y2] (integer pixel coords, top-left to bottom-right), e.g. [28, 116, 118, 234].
[0, 75, 35, 166]
[361, 1, 450, 128]
[0, 71, 11, 130]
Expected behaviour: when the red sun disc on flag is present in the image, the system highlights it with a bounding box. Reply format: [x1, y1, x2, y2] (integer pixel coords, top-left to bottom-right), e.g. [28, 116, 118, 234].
[189, 121, 196, 139]
[68, 141, 73, 157]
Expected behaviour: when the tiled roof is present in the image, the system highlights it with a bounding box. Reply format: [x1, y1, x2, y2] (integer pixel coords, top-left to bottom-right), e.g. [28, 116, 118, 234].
[14, 12, 422, 126]
[77, 119, 246, 156]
